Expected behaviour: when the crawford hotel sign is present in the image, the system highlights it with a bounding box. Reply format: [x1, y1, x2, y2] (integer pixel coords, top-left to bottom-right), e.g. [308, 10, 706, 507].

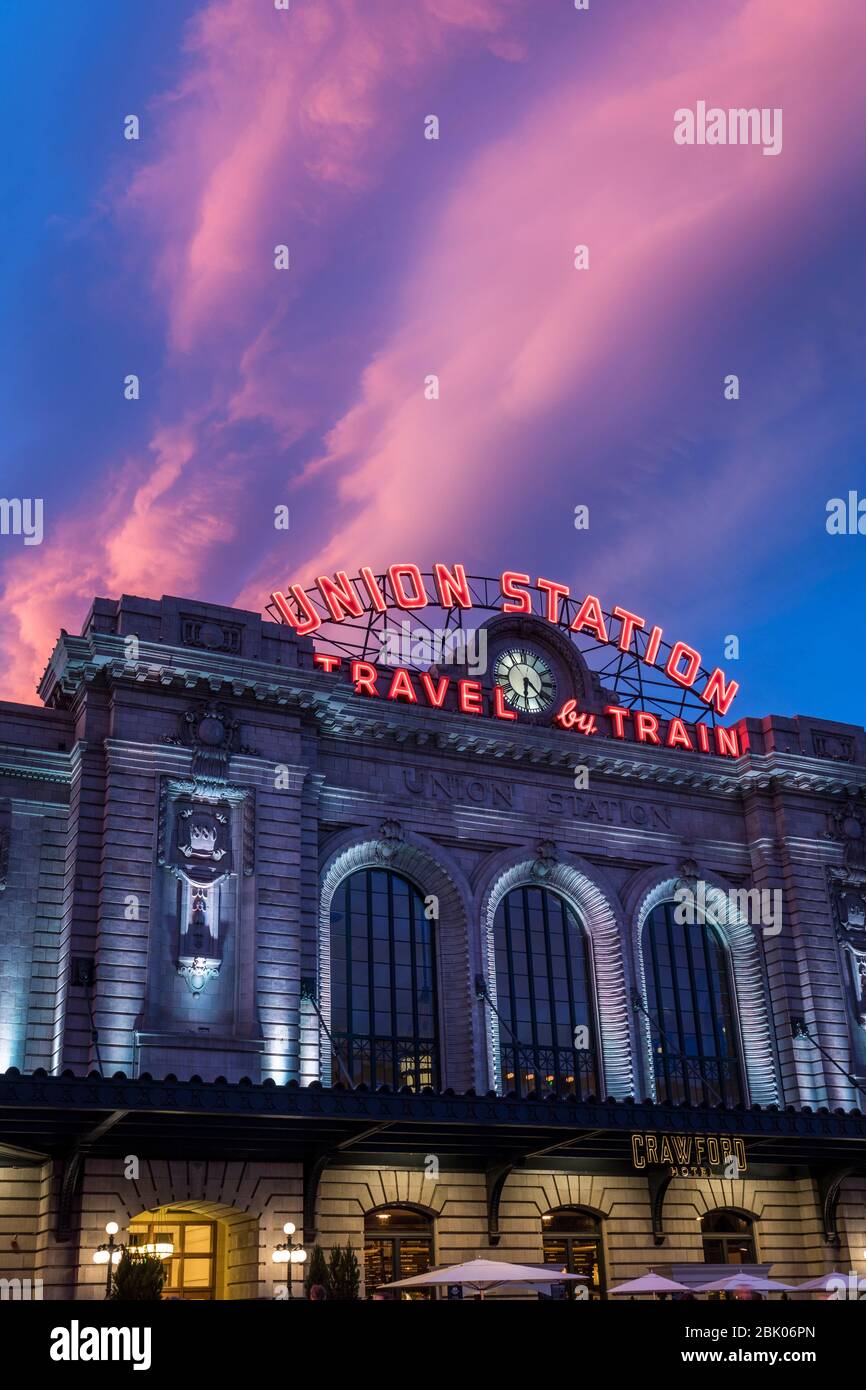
[269, 563, 744, 757]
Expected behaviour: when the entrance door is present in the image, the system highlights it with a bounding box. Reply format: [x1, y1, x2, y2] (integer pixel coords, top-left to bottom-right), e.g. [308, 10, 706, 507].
[364, 1207, 433, 1299]
[542, 1207, 606, 1299]
[129, 1217, 217, 1300]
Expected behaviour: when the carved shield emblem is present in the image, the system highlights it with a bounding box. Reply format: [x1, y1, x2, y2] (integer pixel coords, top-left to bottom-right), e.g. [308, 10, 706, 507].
[170, 800, 232, 884]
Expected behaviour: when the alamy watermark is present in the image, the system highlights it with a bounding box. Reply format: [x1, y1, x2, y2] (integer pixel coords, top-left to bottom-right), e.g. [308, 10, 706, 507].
[0, 497, 43, 545]
[378, 621, 487, 675]
[674, 102, 782, 157]
[0, 1276, 43, 1299]
[674, 880, 782, 936]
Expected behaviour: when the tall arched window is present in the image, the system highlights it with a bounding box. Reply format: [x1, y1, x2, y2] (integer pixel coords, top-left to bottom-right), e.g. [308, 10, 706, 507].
[330, 868, 439, 1090]
[492, 884, 598, 1097]
[643, 901, 743, 1106]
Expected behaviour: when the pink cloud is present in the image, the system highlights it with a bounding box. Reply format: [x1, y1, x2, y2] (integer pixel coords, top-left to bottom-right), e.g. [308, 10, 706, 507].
[0, 0, 521, 702]
[239, 0, 866, 609]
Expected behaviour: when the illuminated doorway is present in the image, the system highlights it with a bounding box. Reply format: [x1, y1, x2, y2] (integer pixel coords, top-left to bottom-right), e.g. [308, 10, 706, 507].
[364, 1206, 434, 1299]
[542, 1206, 606, 1299]
[127, 1203, 257, 1300]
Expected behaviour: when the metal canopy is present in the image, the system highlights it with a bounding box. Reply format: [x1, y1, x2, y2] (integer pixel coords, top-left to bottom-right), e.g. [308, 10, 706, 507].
[2, 1069, 865, 1168]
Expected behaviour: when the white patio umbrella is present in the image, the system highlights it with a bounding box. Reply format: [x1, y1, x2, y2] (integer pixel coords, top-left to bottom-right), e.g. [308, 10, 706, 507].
[698, 1272, 795, 1294]
[380, 1257, 588, 1299]
[609, 1272, 692, 1296]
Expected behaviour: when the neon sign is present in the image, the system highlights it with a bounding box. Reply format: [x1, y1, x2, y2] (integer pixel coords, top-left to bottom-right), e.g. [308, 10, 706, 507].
[270, 564, 744, 759]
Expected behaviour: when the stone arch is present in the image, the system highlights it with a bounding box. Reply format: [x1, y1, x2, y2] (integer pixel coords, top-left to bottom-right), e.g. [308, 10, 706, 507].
[75, 1155, 301, 1300]
[319, 829, 474, 1090]
[629, 870, 779, 1107]
[479, 857, 635, 1099]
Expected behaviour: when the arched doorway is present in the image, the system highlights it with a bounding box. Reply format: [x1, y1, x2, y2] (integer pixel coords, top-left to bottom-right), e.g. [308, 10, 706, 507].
[127, 1203, 258, 1300]
[363, 1205, 434, 1299]
[542, 1206, 607, 1299]
[701, 1209, 757, 1265]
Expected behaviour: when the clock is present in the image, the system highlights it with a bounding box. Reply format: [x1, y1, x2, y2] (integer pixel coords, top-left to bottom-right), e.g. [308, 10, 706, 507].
[493, 648, 557, 714]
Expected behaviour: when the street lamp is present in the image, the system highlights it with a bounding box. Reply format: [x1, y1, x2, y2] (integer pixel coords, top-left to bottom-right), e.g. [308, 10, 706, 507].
[272, 1222, 307, 1298]
[93, 1222, 175, 1298]
[93, 1221, 124, 1298]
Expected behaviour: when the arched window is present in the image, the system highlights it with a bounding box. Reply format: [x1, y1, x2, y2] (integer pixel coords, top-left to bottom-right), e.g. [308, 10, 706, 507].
[364, 1206, 433, 1299]
[493, 884, 598, 1098]
[542, 1206, 606, 1299]
[330, 868, 439, 1091]
[701, 1210, 756, 1265]
[643, 901, 743, 1106]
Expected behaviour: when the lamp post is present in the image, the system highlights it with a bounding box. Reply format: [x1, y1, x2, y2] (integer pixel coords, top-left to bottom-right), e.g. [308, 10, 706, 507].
[93, 1222, 175, 1298]
[93, 1221, 124, 1298]
[272, 1222, 307, 1299]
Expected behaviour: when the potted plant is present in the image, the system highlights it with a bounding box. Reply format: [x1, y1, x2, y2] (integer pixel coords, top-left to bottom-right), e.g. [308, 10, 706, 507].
[108, 1249, 166, 1301]
[304, 1243, 329, 1299]
[328, 1243, 361, 1300]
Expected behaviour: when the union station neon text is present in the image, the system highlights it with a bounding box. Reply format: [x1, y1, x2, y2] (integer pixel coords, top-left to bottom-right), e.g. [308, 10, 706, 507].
[270, 563, 740, 717]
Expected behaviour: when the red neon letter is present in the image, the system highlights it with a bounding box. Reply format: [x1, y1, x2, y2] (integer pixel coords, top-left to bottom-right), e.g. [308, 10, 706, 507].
[570, 594, 608, 643]
[665, 640, 701, 689]
[612, 606, 645, 652]
[696, 722, 710, 753]
[701, 668, 740, 717]
[387, 564, 428, 610]
[500, 571, 532, 615]
[316, 570, 363, 623]
[537, 578, 569, 625]
[493, 686, 518, 721]
[634, 711, 661, 744]
[387, 668, 417, 702]
[270, 586, 322, 637]
[313, 653, 341, 673]
[644, 625, 663, 665]
[458, 679, 483, 715]
[433, 563, 472, 609]
[350, 661, 379, 696]
[665, 717, 693, 750]
[358, 566, 387, 612]
[419, 672, 449, 707]
[605, 706, 631, 739]
[714, 726, 739, 758]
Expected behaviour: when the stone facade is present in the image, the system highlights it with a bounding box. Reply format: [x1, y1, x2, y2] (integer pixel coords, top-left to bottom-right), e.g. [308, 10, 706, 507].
[1, 591, 865, 1298]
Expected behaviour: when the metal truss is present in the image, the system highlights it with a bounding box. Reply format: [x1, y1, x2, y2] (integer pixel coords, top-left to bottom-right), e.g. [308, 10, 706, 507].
[266, 572, 720, 724]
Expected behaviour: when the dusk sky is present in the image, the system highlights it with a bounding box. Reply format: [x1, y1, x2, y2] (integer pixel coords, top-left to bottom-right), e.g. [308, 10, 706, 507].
[1, 0, 865, 723]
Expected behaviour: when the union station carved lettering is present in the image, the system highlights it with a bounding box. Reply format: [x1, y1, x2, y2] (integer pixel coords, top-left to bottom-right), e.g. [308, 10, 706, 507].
[547, 790, 672, 830]
[403, 769, 515, 808]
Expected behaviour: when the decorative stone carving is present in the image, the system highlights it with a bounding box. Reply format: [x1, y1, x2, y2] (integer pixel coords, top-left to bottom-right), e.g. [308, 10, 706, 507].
[373, 818, 404, 862]
[161, 796, 233, 887]
[812, 731, 854, 763]
[177, 882, 222, 996]
[822, 800, 866, 874]
[530, 839, 558, 880]
[676, 856, 700, 888]
[163, 699, 258, 782]
[156, 777, 256, 997]
[181, 615, 242, 656]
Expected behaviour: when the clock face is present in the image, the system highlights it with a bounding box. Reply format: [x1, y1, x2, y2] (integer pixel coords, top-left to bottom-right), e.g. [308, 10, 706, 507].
[494, 648, 557, 714]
